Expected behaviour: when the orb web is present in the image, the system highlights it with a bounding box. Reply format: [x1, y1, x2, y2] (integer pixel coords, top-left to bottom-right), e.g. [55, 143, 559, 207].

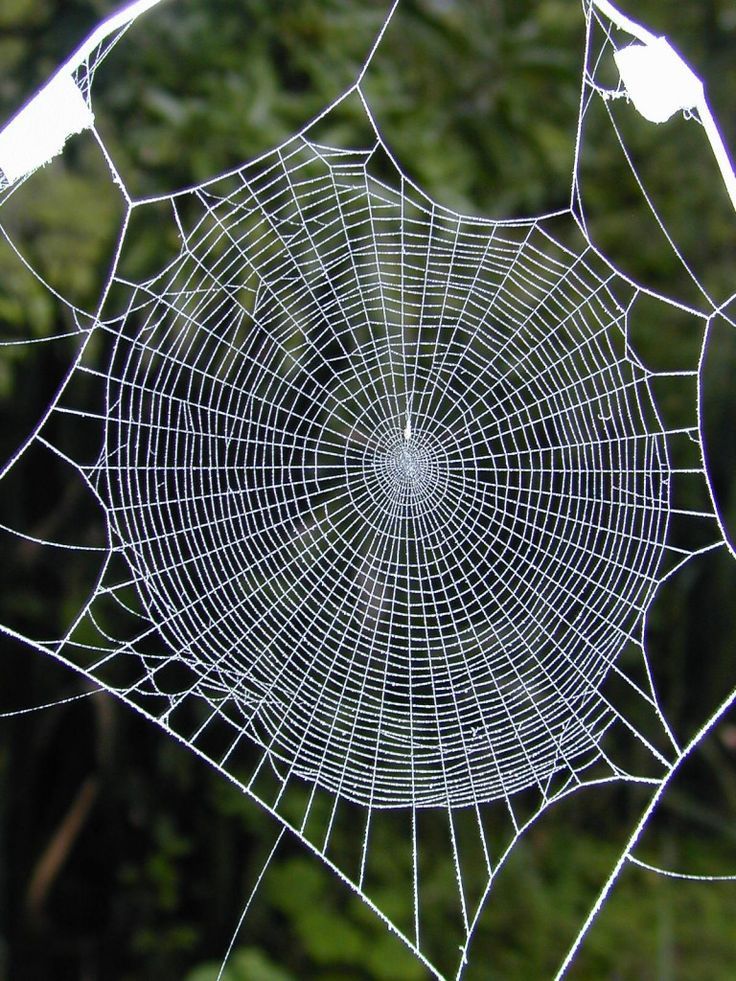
[101, 138, 670, 809]
[0, 0, 734, 978]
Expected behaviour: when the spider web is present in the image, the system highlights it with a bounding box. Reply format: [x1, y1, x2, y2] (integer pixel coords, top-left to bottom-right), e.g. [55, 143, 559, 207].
[1, 1, 735, 978]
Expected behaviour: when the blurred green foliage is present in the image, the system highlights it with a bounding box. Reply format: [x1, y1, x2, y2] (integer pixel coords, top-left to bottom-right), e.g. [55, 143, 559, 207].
[0, 1, 735, 979]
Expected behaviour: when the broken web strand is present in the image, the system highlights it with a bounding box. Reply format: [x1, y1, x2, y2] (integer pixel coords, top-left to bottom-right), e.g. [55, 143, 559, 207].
[628, 856, 736, 882]
[0, 1, 735, 979]
[0, 688, 103, 719]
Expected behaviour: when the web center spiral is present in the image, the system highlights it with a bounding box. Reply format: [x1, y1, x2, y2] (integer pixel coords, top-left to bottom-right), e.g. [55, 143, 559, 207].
[394, 443, 422, 480]
[382, 431, 439, 501]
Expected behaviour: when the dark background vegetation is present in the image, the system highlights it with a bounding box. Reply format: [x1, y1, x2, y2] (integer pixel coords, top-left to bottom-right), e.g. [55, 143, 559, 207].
[0, 1, 736, 978]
